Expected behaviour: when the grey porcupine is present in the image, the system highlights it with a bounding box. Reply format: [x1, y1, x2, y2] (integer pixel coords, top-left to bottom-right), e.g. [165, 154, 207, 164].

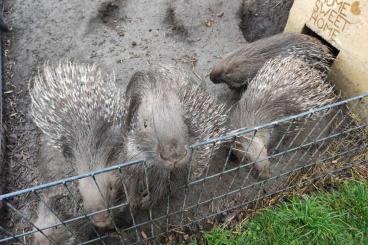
[124, 64, 229, 209]
[33, 135, 131, 244]
[33, 134, 92, 245]
[210, 33, 333, 89]
[230, 55, 337, 179]
[33, 188, 126, 245]
[30, 61, 127, 228]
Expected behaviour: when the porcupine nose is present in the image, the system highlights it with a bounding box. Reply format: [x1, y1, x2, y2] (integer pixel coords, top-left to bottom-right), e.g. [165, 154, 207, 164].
[91, 210, 112, 228]
[159, 140, 188, 168]
[34, 235, 51, 245]
[209, 66, 224, 84]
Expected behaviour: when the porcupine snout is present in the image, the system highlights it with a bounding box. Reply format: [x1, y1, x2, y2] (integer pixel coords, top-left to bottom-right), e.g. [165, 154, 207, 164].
[78, 172, 121, 228]
[158, 139, 189, 169]
[144, 91, 192, 170]
[209, 66, 225, 84]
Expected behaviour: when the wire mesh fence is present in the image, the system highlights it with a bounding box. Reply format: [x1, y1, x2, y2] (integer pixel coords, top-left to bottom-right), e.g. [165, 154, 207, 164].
[1, 93, 367, 244]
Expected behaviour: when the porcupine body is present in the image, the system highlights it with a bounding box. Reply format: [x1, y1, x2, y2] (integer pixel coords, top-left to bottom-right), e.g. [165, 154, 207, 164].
[210, 32, 334, 89]
[30, 61, 128, 229]
[124, 64, 229, 210]
[33, 134, 103, 245]
[231, 55, 337, 179]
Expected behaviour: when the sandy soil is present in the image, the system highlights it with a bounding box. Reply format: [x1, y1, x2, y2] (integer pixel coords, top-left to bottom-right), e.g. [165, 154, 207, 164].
[0, 0, 294, 243]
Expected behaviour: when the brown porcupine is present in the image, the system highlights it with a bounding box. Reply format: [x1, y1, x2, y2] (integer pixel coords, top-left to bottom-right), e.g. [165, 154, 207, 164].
[124, 64, 229, 210]
[230, 55, 337, 179]
[30, 61, 127, 229]
[210, 33, 334, 89]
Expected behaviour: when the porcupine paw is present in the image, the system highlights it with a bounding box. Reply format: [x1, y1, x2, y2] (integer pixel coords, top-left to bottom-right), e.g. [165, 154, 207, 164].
[139, 189, 153, 209]
[130, 189, 153, 210]
[255, 161, 272, 180]
[129, 197, 140, 210]
[129, 192, 145, 210]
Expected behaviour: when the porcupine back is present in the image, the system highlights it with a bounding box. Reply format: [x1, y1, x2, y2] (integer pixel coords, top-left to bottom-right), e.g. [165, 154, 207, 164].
[232, 55, 337, 131]
[210, 33, 334, 88]
[30, 61, 125, 152]
[229, 55, 337, 179]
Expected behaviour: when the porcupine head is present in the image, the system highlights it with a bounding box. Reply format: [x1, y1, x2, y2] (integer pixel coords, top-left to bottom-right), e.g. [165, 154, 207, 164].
[126, 65, 228, 177]
[124, 66, 229, 208]
[125, 69, 192, 173]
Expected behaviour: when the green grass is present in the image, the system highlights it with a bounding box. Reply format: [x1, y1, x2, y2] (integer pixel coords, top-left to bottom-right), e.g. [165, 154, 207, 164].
[204, 180, 368, 245]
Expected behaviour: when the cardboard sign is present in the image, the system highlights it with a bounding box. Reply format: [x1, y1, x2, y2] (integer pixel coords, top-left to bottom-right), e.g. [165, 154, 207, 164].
[285, 0, 368, 100]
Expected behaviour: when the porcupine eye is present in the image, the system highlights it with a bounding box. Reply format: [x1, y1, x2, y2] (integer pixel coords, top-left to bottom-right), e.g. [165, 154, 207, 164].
[107, 147, 119, 164]
[62, 144, 74, 160]
[109, 183, 113, 191]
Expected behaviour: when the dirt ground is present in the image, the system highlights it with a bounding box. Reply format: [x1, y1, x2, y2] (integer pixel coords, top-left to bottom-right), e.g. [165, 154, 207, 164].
[0, 0, 295, 243]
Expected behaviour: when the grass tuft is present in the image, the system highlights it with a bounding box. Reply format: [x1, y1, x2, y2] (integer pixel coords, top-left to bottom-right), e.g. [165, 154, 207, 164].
[204, 180, 368, 244]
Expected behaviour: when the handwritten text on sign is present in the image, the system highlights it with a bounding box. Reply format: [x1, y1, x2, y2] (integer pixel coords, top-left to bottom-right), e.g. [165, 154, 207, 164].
[309, 0, 352, 44]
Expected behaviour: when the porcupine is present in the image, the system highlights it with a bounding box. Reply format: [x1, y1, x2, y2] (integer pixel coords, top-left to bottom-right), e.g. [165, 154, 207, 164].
[30, 61, 128, 229]
[33, 181, 127, 245]
[210, 32, 334, 89]
[33, 134, 130, 244]
[124, 64, 229, 210]
[230, 55, 337, 179]
[34, 190, 124, 245]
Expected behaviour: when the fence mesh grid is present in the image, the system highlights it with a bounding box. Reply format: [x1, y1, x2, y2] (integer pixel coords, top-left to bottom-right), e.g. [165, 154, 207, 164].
[0, 93, 367, 244]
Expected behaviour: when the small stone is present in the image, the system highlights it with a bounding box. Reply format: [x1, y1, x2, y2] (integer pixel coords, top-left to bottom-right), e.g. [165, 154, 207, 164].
[132, 41, 137, 46]
[205, 19, 214, 27]
[217, 11, 224, 17]
[141, 230, 148, 240]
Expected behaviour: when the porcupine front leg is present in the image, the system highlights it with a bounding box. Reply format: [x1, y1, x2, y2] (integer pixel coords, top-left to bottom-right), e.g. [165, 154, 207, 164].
[233, 136, 272, 179]
[140, 177, 170, 209]
[126, 173, 146, 210]
[127, 171, 162, 210]
[129, 169, 171, 211]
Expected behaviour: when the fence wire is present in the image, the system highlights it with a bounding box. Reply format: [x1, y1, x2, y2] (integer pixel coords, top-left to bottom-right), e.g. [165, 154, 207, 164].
[0, 93, 367, 244]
